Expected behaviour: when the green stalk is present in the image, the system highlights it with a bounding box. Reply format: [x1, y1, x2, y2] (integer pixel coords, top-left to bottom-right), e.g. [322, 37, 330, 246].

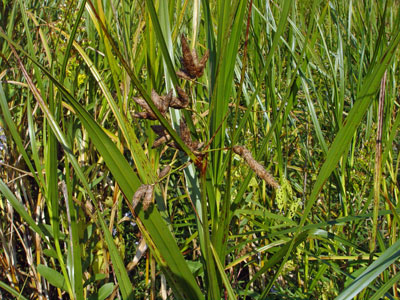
[370, 71, 386, 252]
[200, 169, 219, 299]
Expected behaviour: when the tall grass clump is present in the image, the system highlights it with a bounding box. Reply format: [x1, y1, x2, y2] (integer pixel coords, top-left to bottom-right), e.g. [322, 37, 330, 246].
[1, 0, 400, 299]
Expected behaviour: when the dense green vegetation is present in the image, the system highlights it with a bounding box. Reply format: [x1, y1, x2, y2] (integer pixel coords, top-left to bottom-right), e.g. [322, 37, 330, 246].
[1, 0, 400, 299]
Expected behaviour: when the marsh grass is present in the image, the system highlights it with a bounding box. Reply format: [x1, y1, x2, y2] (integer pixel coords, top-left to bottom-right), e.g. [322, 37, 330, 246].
[1, 0, 400, 299]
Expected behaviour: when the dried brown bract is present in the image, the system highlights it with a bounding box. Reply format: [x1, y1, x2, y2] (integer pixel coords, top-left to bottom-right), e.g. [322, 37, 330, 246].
[132, 184, 154, 211]
[177, 34, 209, 80]
[233, 145, 279, 189]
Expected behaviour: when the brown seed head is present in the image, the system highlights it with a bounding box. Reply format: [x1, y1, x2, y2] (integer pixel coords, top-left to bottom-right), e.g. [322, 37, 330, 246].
[178, 34, 209, 80]
[170, 86, 189, 109]
[132, 184, 154, 211]
[233, 145, 279, 189]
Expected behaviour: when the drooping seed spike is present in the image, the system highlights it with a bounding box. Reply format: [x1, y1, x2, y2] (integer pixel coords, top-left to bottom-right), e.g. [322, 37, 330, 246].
[233, 145, 279, 189]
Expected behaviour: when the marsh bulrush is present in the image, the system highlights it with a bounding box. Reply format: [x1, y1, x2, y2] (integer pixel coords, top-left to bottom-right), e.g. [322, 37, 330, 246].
[176, 34, 209, 80]
[133, 89, 170, 120]
[151, 119, 203, 155]
[133, 87, 190, 120]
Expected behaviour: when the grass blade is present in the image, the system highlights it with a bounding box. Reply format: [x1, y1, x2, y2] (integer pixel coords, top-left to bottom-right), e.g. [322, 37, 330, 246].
[336, 238, 400, 300]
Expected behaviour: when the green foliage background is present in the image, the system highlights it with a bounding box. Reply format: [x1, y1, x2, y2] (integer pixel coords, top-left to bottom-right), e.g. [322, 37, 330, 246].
[1, 0, 400, 299]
